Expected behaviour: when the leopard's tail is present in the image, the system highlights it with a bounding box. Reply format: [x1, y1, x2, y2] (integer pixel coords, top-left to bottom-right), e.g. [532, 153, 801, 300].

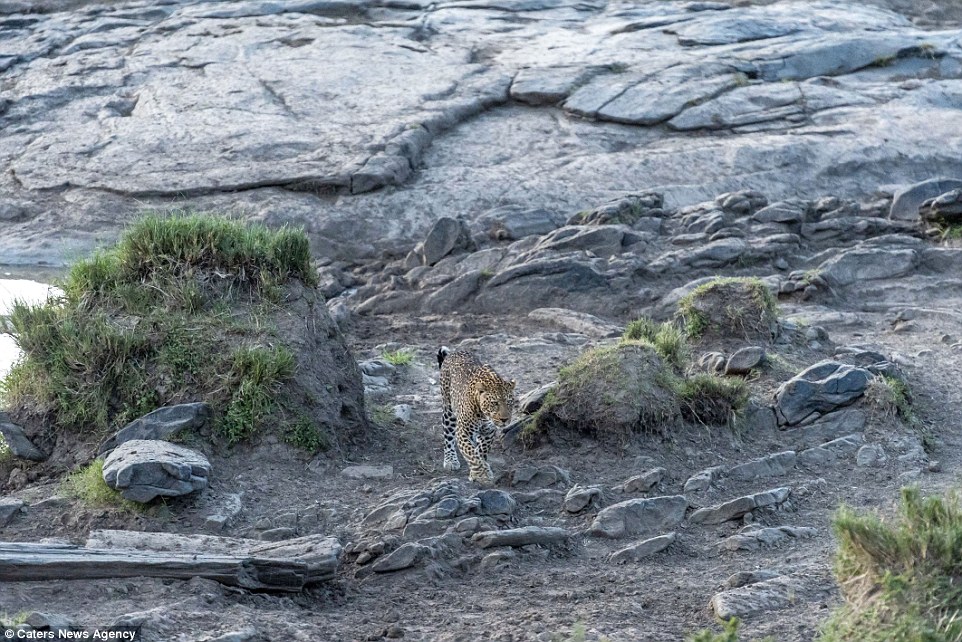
[437, 346, 451, 368]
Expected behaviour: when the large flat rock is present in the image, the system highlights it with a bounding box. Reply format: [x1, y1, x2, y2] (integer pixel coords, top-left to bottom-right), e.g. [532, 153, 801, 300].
[1, 0, 962, 265]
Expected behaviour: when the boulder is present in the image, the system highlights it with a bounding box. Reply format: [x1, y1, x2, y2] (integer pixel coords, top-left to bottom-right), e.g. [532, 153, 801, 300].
[689, 487, 791, 525]
[609, 532, 676, 563]
[102, 440, 211, 503]
[0, 498, 24, 527]
[725, 346, 766, 375]
[589, 495, 688, 539]
[774, 361, 872, 426]
[472, 526, 570, 548]
[818, 246, 918, 287]
[563, 485, 604, 513]
[798, 434, 864, 467]
[567, 193, 664, 226]
[890, 178, 962, 221]
[726, 451, 796, 481]
[98, 403, 211, 455]
[920, 189, 962, 225]
[711, 575, 809, 619]
[619, 468, 666, 494]
[717, 526, 817, 552]
[0, 419, 46, 461]
[415, 218, 476, 266]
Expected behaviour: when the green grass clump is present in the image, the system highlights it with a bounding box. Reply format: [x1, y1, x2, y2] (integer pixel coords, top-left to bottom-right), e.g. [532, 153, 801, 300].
[0, 612, 30, 628]
[938, 223, 962, 242]
[673, 373, 749, 426]
[284, 417, 329, 452]
[61, 459, 142, 511]
[677, 277, 778, 341]
[688, 618, 742, 642]
[0, 213, 321, 446]
[822, 487, 962, 642]
[622, 318, 688, 368]
[865, 375, 916, 425]
[381, 348, 415, 367]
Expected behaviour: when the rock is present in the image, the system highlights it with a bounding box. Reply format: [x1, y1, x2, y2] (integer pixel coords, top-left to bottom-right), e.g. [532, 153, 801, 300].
[567, 193, 664, 226]
[818, 245, 919, 287]
[717, 526, 817, 552]
[726, 451, 796, 481]
[341, 465, 394, 481]
[715, 190, 768, 216]
[391, 405, 412, 424]
[689, 487, 791, 525]
[0, 498, 24, 527]
[620, 468, 666, 494]
[472, 526, 570, 548]
[589, 495, 689, 539]
[752, 200, 810, 224]
[675, 277, 778, 343]
[684, 467, 723, 493]
[258, 527, 296, 542]
[102, 440, 210, 503]
[527, 308, 621, 338]
[797, 434, 864, 468]
[507, 465, 571, 488]
[890, 178, 962, 221]
[482, 207, 565, 240]
[371, 543, 430, 573]
[517, 383, 556, 414]
[358, 359, 396, 378]
[476, 489, 517, 516]
[510, 67, 593, 106]
[711, 575, 808, 619]
[204, 493, 243, 532]
[856, 443, 887, 467]
[0, 420, 46, 461]
[725, 346, 766, 375]
[24, 612, 74, 631]
[200, 630, 261, 642]
[920, 189, 962, 224]
[783, 408, 867, 449]
[726, 569, 781, 588]
[774, 361, 872, 426]
[609, 532, 676, 563]
[480, 549, 517, 570]
[98, 402, 212, 454]
[563, 485, 604, 513]
[417, 218, 476, 266]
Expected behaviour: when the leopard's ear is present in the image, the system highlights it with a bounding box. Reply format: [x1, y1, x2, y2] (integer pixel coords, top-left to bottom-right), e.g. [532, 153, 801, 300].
[510, 379, 517, 390]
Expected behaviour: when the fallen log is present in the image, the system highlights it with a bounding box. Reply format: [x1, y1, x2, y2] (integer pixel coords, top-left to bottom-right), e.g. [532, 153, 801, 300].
[0, 531, 341, 592]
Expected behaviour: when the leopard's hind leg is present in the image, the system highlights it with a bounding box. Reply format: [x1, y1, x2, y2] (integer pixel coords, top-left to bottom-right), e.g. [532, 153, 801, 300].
[441, 404, 461, 471]
[457, 418, 494, 483]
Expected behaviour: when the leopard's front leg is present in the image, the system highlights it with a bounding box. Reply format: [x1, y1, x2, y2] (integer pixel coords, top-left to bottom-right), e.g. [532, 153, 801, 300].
[441, 405, 461, 471]
[456, 418, 493, 483]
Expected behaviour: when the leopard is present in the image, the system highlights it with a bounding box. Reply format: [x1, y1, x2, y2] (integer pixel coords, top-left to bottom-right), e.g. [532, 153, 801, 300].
[437, 346, 516, 483]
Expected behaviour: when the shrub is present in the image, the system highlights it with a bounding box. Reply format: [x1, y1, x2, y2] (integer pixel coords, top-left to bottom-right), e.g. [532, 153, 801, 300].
[381, 348, 415, 367]
[673, 373, 749, 426]
[822, 487, 962, 642]
[677, 277, 778, 342]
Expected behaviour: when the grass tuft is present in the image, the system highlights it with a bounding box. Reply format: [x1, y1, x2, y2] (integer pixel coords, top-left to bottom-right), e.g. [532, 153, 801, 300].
[381, 348, 415, 367]
[284, 416, 329, 452]
[622, 318, 688, 368]
[221, 345, 295, 444]
[864, 375, 916, 424]
[822, 487, 962, 642]
[673, 373, 749, 426]
[688, 618, 743, 642]
[61, 459, 142, 511]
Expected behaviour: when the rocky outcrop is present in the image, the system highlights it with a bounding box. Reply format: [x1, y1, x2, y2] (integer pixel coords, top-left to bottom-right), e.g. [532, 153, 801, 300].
[775, 361, 872, 426]
[102, 440, 211, 503]
[98, 403, 211, 455]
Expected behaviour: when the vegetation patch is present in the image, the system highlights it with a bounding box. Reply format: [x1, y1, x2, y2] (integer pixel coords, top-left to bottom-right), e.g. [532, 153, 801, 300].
[61, 459, 142, 511]
[676, 277, 778, 343]
[822, 487, 962, 642]
[864, 375, 916, 425]
[673, 373, 749, 426]
[0, 213, 360, 459]
[622, 317, 687, 368]
[381, 348, 415, 367]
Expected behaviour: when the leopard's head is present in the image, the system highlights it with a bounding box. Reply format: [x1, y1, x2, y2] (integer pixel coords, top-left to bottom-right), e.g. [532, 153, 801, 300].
[478, 377, 517, 426]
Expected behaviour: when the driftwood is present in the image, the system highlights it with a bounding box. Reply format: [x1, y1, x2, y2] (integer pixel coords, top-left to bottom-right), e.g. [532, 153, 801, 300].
[0, 530, 340, 592]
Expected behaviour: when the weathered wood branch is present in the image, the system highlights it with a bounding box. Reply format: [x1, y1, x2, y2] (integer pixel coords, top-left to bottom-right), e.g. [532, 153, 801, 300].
[0, 531, 341, 592]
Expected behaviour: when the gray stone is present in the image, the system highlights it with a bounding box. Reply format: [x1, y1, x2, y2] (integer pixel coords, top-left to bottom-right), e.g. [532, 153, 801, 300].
[371, 543, 430, 573]
[510, 67, 593, 106]
[717, 526, 817, 552]
[774, 361, 872, 426]
[517, 383, 556, 415]
[508, 465, 571, 488]
[784, 408, 867, 449]
[341, 465, 394, 481]
[711, 575, 808, 619]
[589, 495, 688, 539]
[725, 346, 766, 375]
[419, 217, 475, 266]
[0, 420, 46, 461]
[726, 451, 796, 481]
[689, 487, 791, 525]
[856, 443, 887, 467]
[258, 527, 296, 542]
[563, 485, 604, 513]
[0, 498, 24, 528]
[24, 612, 74, 631]
[98, 402, 212, 455]
[921, 189, 962, 224]
[476, 489, 517, 516]
[684, 467, 723, 493]
[472, 526, 570, 548]
[392, 404, 412, 424]
[752, 200, 810, 225]
[482, 207, 565, 240]
[480, 549, 517, 570]
[527, 308, 621, 338]
[818, 246, 918, 287]
[102, 440, 210, 503]
[620, 468, 666, 494]
[726, 569, 781, 588]
[358, 359, 396, 378]
[891, 178, 962, 221]
[568, 193, 664, 226]
[609, 532, 676, 563]
[204, 493, 243, 532]
[798, 434, 864, 468]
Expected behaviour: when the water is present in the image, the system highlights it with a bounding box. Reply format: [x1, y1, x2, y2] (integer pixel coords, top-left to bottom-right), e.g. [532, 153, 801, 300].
[0, 273, 61, 379]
